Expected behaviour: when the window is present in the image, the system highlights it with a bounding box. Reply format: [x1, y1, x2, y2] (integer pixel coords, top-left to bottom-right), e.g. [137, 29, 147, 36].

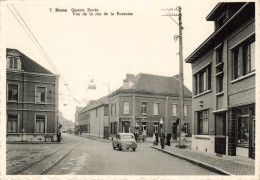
[194, 65, 211, 95]
[7, 57, 21, 70]
[8, 84, 18, 101]
[216, 44, 224, 93]
[197, 110, 209, 135]
[236, 107, 254, 147]
[141, 102, 147, 114]
[111, 104, 113, 115]
[7, 114, 18, 133]
[36, 115, 45, 133]
[243, 41, 255, 75]
[153, 103, 159, 115]
[172, 104, 177, 116]
[123, 102, 129, 114]
[114, 103, 117, 115]
[216, 14, 226, 30]
[184, 105, 188, 116]
[36, 86, 46, 103]
[232, 39, 255, 80]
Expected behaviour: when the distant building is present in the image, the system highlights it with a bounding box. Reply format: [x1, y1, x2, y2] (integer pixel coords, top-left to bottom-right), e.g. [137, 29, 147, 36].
[6, 48, 59, 142]
[59, 112, 74, 132]
[77, 98, 109, 138]
[185, 3, 255, 159]
[108, 73, 192, 138]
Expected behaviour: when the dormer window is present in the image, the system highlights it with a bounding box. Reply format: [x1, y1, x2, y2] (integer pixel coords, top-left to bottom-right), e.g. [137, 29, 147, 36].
[7, 56, 21, 70]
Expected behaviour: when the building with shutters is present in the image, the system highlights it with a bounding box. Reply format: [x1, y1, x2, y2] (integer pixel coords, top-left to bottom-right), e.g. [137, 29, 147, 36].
[108, 73, 192, 138]
[6, 48, 59, 142]
[185, 2, 255, 159]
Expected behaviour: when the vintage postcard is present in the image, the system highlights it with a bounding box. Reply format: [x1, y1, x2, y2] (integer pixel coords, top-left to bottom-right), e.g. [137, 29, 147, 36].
[0, 0, 258, 179]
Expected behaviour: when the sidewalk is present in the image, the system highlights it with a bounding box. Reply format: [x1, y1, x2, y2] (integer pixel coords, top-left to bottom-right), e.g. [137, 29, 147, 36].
[152, 141, 255, 175]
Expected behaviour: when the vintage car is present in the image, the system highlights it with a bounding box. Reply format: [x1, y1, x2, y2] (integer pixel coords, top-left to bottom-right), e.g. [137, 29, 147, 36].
[112, 133, 137, 151]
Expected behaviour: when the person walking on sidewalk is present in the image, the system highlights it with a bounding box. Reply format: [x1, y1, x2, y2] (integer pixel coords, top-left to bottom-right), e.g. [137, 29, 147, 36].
[155, 131, 159, 145]
[160, 130, 165, 149]
[166, 132, 171, 146]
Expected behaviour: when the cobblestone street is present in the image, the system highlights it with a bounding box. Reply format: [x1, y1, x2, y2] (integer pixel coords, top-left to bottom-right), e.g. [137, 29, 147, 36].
[6, 133, 218, 175]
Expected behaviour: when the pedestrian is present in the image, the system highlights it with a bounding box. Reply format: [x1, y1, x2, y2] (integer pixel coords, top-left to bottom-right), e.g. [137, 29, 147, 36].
[160, 130, 165, 149]
[134, 131, 138, 142]
[152, 134, 156, 145]
[155, 131, 158, 145]
[166, 132, 171, 146]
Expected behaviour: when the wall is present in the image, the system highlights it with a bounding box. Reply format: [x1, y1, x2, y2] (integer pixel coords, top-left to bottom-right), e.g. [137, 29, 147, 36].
[6, 71, 58, 142]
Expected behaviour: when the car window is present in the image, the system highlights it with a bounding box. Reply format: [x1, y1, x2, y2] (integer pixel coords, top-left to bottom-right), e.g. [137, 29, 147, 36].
[122, 135, 134, 139]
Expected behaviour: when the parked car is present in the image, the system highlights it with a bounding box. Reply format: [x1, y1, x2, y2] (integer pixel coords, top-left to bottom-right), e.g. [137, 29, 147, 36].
[112, 133, 137, 151]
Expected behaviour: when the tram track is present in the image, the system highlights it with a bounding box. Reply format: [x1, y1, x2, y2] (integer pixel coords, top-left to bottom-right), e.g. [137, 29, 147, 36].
[8, 143, 81, 175]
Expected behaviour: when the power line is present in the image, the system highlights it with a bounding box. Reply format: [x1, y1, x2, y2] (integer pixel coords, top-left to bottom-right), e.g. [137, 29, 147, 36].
[7, 4, 81, 104]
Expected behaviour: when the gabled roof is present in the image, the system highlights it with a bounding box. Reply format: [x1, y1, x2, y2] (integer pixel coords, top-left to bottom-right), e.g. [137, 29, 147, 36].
[6, 48, 53, 74]
[113, 73, 192, 98]
[84, 96, 109, 111]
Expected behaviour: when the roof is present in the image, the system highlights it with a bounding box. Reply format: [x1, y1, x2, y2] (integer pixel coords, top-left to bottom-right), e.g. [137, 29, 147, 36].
[112, 73, 192, 98]
[6, 48, 53, 74]
[185, 2, 254, 63]
[84, 96, 109, 111]
[206, 2, 245, 21]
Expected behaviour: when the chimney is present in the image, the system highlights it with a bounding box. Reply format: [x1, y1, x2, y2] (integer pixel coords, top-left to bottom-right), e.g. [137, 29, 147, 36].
[126, 74, 135, 80]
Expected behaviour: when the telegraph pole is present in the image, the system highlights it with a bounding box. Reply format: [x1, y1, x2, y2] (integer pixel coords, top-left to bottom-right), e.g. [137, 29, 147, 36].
[161, 6, 184, 148]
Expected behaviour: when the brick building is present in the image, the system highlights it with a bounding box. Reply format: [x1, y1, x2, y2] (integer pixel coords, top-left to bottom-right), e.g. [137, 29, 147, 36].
[109, 73, 192, 138]
[6, 48, 59, 142]
[185, 2, 255, 159]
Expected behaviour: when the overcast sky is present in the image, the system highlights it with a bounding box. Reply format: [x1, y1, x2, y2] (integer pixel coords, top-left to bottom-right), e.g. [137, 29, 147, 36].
[3, 0, 218, 121]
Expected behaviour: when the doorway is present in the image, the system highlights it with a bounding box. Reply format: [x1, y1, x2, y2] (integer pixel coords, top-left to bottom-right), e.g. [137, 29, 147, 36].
[172, 122, 177, 140]
[215, 113, 226, 155]
[141, 122, 147, 135]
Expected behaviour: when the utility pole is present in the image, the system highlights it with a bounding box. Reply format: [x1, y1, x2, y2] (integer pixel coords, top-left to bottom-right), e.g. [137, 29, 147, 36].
[161, 6, 184, 148]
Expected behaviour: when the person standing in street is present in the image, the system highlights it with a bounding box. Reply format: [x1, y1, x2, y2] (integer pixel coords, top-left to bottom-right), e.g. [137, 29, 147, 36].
[160, 130, 165, 149]
[155, 131, 159, 145]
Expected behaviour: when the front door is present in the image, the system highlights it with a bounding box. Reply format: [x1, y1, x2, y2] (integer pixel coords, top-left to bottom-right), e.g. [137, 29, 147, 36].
[215, 113, 226, 155]
[142, 122, 147, 135]
[172, 123, 177, 140]
[153, 122, 159, 133]
[122, 121, 130, 133]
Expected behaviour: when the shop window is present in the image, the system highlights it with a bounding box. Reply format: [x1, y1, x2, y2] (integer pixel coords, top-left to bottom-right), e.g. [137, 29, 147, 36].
[153, 122, 159, 133]
[153, 103, 159, 115]
[36, 86, 46, 103]
[8, 84, 18, 101]
[7, 114, 18, 133]
[123, 102, 129, 114]
[197, 110, 209, 135]
[36, 115, 45, 133]
[141, 102, 147, 114]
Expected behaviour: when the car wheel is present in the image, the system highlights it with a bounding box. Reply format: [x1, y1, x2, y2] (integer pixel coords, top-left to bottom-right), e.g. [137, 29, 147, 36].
[133, 148, 136, 151]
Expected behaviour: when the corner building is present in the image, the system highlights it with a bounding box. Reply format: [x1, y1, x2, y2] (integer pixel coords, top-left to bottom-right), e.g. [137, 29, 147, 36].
[185, 3, 255, 159]
[6, 49, 59, 142]
[108, 73, 192, 138]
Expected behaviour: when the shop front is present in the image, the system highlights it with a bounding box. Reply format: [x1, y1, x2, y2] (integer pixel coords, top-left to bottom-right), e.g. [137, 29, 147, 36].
[229, 105, 255, 159]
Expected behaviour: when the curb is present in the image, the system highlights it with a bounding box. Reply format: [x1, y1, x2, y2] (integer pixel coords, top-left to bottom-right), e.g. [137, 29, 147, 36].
[151, 146, 232, 175]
